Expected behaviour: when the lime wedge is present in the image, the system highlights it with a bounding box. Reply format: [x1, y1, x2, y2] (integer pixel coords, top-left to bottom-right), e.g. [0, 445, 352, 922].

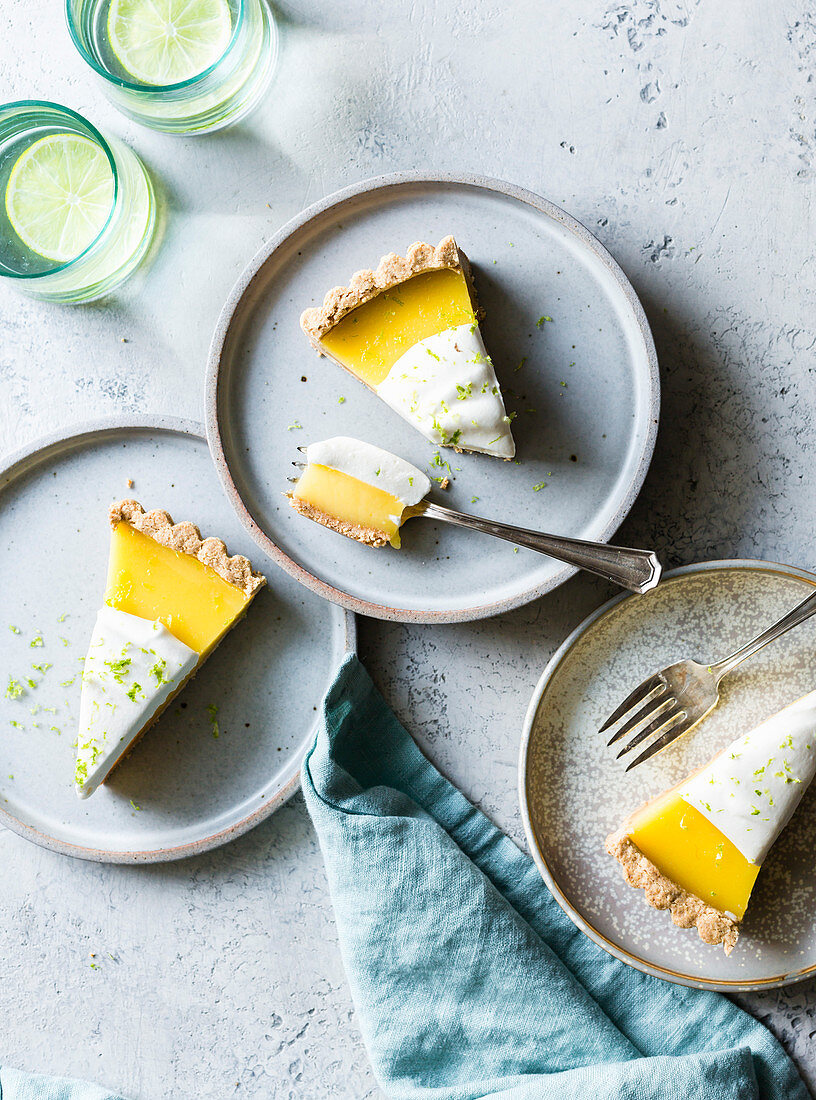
[108, 0, 232, 86]
[5, 134, 115, 264]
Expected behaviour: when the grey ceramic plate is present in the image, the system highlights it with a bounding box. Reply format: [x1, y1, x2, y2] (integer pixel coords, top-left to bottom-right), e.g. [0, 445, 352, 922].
[519, 560, 816, 991]
[206, 173, 659, 623]
[0, 417, 354, 863]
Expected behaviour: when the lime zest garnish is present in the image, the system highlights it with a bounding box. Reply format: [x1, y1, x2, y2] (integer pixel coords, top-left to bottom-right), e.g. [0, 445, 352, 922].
[207, 703, 220, 739]
[105, 656, 132, 684]
[150, 658, 169, 685]
[6, 678, 24, 700]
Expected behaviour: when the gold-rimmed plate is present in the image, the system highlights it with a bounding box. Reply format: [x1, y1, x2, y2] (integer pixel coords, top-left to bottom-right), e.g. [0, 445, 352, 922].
[519, 560, 816, 991]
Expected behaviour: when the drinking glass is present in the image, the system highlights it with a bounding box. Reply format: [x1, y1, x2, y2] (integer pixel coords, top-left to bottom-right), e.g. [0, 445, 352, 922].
[66, 0, 278, 134]
[0, 101, 155, 304]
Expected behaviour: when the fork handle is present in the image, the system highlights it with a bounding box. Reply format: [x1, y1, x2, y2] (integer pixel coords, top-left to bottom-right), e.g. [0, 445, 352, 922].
[713, 588, 816, 679]
[415, 501, 662, 594]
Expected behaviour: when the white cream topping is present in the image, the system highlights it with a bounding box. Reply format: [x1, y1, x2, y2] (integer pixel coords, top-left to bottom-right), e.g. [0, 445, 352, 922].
[305, 437, 431, 507]
[75, 606, 198, 800]
[681, 690, 816, 865]
[375, 324, 515, 459]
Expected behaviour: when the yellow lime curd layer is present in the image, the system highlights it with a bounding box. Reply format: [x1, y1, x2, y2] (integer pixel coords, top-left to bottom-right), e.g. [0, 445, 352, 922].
[293, 463, 407, 548]
[318, 268, 475, 387]
[627, 789, 760, 920]
[105, 522, 250, 655]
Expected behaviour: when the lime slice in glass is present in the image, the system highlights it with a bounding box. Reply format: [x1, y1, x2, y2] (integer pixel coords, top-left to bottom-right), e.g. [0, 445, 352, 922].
[108, 0, 233, 86]
[5, 133, 115, 264]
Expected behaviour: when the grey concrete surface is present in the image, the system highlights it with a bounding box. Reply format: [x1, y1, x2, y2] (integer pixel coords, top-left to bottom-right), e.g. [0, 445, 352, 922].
[2, 0, 816, 1095]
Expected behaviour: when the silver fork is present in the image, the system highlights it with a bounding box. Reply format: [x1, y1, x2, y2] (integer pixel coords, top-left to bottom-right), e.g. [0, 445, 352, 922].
[602, 588, 816, 770]
[289, 459, 662, 595]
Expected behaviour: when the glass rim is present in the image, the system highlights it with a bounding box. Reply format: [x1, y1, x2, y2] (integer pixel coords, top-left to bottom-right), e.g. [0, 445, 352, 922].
[0, 99, 120, 280]
[65, 0, 248, 94]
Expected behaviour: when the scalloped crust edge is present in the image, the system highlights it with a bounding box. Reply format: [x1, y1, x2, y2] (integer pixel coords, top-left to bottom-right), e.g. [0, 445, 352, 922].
[110, 500, 266, 597]
[605, 832, 739, 955]
[287, 494, 389, 548]
[300, 235, 481, 344]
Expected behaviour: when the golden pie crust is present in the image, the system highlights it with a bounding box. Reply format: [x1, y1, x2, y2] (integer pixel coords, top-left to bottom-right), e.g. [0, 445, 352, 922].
[606, 832, 739, 955]
[300, 235, 482, 346]
[110, 500, 266, 596]
[287, 494, 390, 548]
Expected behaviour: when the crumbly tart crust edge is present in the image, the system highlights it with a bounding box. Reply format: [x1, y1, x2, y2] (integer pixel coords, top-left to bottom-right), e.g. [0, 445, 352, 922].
[287, 494, 391, 548]
[605, 832, 740, 955]
[300, 235, 481, 343]
[110, 499, 266, 597]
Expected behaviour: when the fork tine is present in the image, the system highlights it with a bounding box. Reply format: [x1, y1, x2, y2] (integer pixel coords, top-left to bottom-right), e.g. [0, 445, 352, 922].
[606, 686, 669, 746]
[599, 674, 664, 734]
[292, 460, 305, 469]
[625, 714, 694, 771]
[286, 476, 299, 483]
[616, 700, 680, 758]
[297, 446, 307, 454]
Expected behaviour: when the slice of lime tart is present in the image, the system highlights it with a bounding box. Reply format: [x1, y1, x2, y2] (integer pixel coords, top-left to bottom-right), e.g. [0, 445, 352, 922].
[75, 500, 265, 799]
[606, 690, 816, 953]
[288, 437, 431, 549]
[5, 133, 114, 263]
[300, 238, 516, 460]
[108, 0, 232, 85]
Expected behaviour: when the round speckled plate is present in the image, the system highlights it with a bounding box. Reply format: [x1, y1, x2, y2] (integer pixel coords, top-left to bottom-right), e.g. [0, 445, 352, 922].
[0, 417, 354, 863]
[206, 173, 659, 623]
[519, 560, 816, 991]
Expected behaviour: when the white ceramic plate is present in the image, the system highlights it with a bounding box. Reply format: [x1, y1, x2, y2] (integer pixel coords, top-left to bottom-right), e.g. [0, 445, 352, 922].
[0, 417, 354, 863]
[206, 173, 659, 623]
[519, 560, 816, 991]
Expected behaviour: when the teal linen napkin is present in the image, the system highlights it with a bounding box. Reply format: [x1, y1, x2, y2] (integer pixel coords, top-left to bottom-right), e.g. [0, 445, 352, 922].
[0, 1067, 125, 1100]
[301, 654, 809, 1100]
[2, 654, 808, 1100]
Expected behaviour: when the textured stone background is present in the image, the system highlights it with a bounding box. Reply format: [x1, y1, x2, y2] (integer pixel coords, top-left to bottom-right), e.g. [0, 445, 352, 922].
[2, 0, 816, 1095]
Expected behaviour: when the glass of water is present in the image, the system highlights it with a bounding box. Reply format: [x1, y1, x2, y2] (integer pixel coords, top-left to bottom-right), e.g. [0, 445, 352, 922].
[0, 101, 155, 303]
[66, 0, 278, 134]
